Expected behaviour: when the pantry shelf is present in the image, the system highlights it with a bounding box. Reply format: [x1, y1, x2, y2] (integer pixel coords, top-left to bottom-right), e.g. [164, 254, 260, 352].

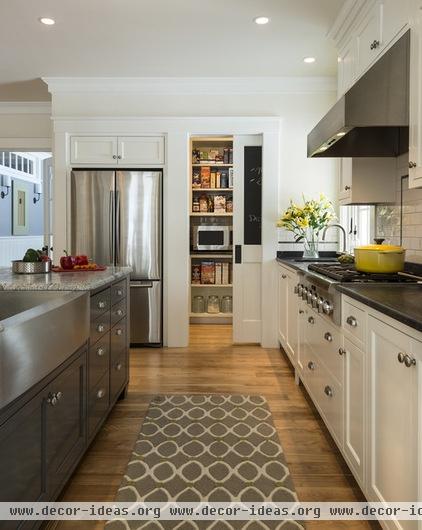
[190, 253, 233, 259]
[191, 284, 232, 288]
[192, 164, 233, 167]
[192, 188, 233, 192]
[190, 213, 233, 217]
[189, 312, 233, 318]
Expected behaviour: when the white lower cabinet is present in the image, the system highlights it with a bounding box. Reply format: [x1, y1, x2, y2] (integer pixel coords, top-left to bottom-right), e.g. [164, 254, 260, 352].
[367, 314, 420, 530]
[277, 263, 298, 364]
[277, 267, 288, 347]
[343, 337, 366, 489]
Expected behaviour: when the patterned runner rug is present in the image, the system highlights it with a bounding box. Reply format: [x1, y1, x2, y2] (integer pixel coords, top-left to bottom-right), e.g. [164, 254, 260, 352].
[106, 394, 304, 529]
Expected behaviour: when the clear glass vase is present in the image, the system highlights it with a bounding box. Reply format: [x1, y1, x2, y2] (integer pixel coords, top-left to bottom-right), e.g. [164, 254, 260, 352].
[302, 228, 319, 259]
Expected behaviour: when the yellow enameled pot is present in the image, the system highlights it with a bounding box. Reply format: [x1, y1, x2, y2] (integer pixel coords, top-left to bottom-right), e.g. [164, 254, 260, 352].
[354, 244, 405, 273]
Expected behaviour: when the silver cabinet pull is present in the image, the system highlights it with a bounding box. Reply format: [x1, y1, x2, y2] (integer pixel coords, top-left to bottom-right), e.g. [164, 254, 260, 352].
[97, 389, 105, 399]
[98, 301, 106, 309]
[116, 363, 123, 371]
[338, 347, 346, 356]
[324, 332, 333, 342]
[324, 385, 333, 398]
[409, 161, 417, 169]
[398, 352, 405, 364]
[97, 324, 105, 333]
[47, 392, 62, 406]
[404, 354, 416, 368]
[308, 361, 315, 371]
[97, 347, 105, 357]
[344, 185, 351, 191]
[116, 309, 123, 316]
[116, 328, 123, 336]
[308, 316, 315, 324]
[116, 289, 123, 296]
[346, 316, 357, 327]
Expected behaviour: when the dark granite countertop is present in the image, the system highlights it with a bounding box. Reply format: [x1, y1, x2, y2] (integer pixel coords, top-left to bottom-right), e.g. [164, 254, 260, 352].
[336, 283, 422, 333]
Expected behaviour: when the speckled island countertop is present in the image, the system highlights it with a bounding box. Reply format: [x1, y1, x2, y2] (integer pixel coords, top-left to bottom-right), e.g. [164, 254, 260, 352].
[0, 266, 132, 291]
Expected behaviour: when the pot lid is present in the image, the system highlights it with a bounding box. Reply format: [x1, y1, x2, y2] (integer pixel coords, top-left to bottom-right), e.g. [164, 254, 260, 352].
[355, 244, 405, 252]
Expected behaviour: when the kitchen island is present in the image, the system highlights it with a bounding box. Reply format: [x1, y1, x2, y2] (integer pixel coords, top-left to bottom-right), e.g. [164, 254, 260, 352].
[0, 267, 131, 521]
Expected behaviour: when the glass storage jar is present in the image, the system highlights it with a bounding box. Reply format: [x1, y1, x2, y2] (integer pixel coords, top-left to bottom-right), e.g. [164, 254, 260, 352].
[207, 295, 220, 314]
[192, 296, 205, 314]
[221, 295, 233, 314]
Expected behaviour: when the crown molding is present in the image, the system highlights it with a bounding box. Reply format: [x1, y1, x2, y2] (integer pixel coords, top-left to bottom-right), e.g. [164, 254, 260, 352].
[0, 101, 52, 114]
[43, 76, 337, 96]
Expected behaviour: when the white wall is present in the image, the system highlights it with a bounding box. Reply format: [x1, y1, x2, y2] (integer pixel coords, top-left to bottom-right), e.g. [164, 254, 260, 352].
[0, 103, 52, 150]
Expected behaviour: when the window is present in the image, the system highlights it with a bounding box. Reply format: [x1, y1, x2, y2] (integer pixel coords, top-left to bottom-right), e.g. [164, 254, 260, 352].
[340, 205, 375, 252]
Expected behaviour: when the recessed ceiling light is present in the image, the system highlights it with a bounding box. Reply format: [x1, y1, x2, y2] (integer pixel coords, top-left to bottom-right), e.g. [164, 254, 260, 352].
[39, 17, 55, 25]
[254, 16, 270, 25]
[304, 57, 316, 64]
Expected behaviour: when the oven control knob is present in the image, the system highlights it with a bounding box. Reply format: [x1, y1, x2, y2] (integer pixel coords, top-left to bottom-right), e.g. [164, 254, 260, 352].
[297, 284, 303, 296]
[317, 297, 324, 313]
[294, 284, 299, 294]
[322, 300, 334, 315]
[302, 287, 308, 300]
[311, 293, 318, 308]
[306, 290, 313, 304]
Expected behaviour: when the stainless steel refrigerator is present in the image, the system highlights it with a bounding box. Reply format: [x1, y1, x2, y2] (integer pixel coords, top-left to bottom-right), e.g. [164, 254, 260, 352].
[70, 170, 162, 345]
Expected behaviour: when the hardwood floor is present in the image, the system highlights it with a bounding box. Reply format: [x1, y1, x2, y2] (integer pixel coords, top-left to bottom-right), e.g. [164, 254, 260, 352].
[57, 325, 379, 530]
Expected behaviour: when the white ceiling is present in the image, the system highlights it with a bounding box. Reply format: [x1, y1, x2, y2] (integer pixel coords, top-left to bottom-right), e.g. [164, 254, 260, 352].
[0, 0, 346, 101]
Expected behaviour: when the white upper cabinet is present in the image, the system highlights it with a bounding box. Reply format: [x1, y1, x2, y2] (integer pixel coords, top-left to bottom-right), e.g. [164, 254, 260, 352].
[381, 0, 410, 48]
[71, 136, 118, 165]
[356, 1, 383, 76]
[409, 0, 422, 188]
[338, 38, 357, 97]
[118, 136, 165, 165]
[70, 136, 165, 166]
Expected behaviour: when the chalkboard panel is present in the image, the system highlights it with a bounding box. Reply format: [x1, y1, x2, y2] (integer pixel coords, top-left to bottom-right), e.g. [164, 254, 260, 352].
[244, 146, 262, 245]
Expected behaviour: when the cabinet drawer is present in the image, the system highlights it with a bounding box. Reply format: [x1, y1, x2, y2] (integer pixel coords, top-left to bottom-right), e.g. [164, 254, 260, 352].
[111, 318, 127, 360]
[88, 372, 109, 438]
[111, 298, 126, 327]
[308, 314, 343, 384]
[342, 299, 366, 346]
[313, 365, 344, 447]
[88, 334, 110, 390]
[111, 280, 126, 306]
[90, 288, 111, 321]
[110, 351, 128, 404]
[90, 312, 111, 344]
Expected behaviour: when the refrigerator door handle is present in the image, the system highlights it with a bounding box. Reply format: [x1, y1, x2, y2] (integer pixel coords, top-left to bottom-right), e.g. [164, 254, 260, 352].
[109, 190, 115, 264]
[131, 281, 153, 288]
[115, 190, 121, 265]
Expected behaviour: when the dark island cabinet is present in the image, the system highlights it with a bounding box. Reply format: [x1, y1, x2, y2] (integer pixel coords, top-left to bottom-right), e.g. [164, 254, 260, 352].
[0, 347, 87, 530]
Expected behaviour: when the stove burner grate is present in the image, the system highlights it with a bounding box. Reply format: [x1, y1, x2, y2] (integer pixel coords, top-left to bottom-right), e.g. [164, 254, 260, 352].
[308, 263, 417, 283]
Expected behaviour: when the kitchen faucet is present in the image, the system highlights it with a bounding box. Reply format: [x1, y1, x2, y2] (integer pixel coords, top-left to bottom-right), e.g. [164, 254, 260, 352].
[322, 223, 347, 253]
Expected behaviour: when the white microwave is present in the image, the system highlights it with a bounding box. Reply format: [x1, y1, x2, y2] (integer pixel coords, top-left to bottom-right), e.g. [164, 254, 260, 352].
[192, 225, 233, 251]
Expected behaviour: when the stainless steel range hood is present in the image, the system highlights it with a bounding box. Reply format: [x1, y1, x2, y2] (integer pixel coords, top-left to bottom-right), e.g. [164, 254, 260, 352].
[307, 30, 410, 158]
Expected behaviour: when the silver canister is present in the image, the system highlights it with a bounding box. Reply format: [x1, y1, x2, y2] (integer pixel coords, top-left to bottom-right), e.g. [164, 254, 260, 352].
[11, 260, 51, 274]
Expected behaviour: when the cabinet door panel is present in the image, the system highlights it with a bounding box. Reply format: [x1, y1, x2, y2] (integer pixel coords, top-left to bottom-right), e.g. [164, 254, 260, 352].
[368, 316, 418, 530]
[409, 5, 422, 188]
[110, 351, 128, 404]
[381, 0, 409, 49]
[278, 268, 288, 347]
[338, 158, 352, 203]
[118, 136, 165, 165]
[344, 338, 365, 488]
[70, 136, 117, 165]
[356, 2, 382, 75]
[286, 275, 298, 360]
[45, 353, 86, 497]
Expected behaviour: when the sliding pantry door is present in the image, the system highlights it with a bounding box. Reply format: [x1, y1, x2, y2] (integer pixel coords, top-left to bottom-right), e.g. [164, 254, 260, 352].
[232, 135, 263, 344]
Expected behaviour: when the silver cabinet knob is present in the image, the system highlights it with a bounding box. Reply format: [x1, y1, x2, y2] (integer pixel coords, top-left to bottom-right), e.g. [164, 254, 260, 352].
[324, 332, 333, 342]
[409, 161, 417, 169]
[117, 289, 123, 296]
[346, 315, 357, 327]
[97, 347, 105, 357]
[308, 316, 315, 324]
[112, 155, 117, 159]
[56, 391, 63, 401]
[338, 347, 346, 356]
[116, 328, 123, 336]
[398, 352, 405, 364]
[344, 185, 351, 191]
[98, 301, 106, 309]
[97, 323, 105, 333]
[322, 300, 333, 315]
[324, 385, 333, 398]
[117, 155, 122, 160]
[281, 274, 287, 279]
[116, 309, 123, 316]
[404, 354, 416, 368]
[116, 363, 122, 371]
[370, 39, 380, 50]
[97, 389, 105, 399]
[299, 309, 305, 315]
[47, 392, 62, 406]
[308, 361, 315, 371]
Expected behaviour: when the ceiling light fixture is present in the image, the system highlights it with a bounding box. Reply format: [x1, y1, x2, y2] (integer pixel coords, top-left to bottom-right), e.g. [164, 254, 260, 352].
[304, 57, 316, 64]
[39, 17, 55, 25]
[254, 16, 270, 25]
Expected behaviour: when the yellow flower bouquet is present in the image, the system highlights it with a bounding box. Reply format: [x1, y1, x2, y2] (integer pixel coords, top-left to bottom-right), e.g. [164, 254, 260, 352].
[277, 194, 336, 258]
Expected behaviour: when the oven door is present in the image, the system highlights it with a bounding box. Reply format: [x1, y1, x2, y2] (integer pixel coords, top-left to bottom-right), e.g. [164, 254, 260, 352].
[194, 226, 230, 251]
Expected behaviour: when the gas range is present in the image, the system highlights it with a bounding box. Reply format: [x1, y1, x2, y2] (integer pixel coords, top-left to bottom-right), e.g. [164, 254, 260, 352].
[295, 263, 418, 327]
